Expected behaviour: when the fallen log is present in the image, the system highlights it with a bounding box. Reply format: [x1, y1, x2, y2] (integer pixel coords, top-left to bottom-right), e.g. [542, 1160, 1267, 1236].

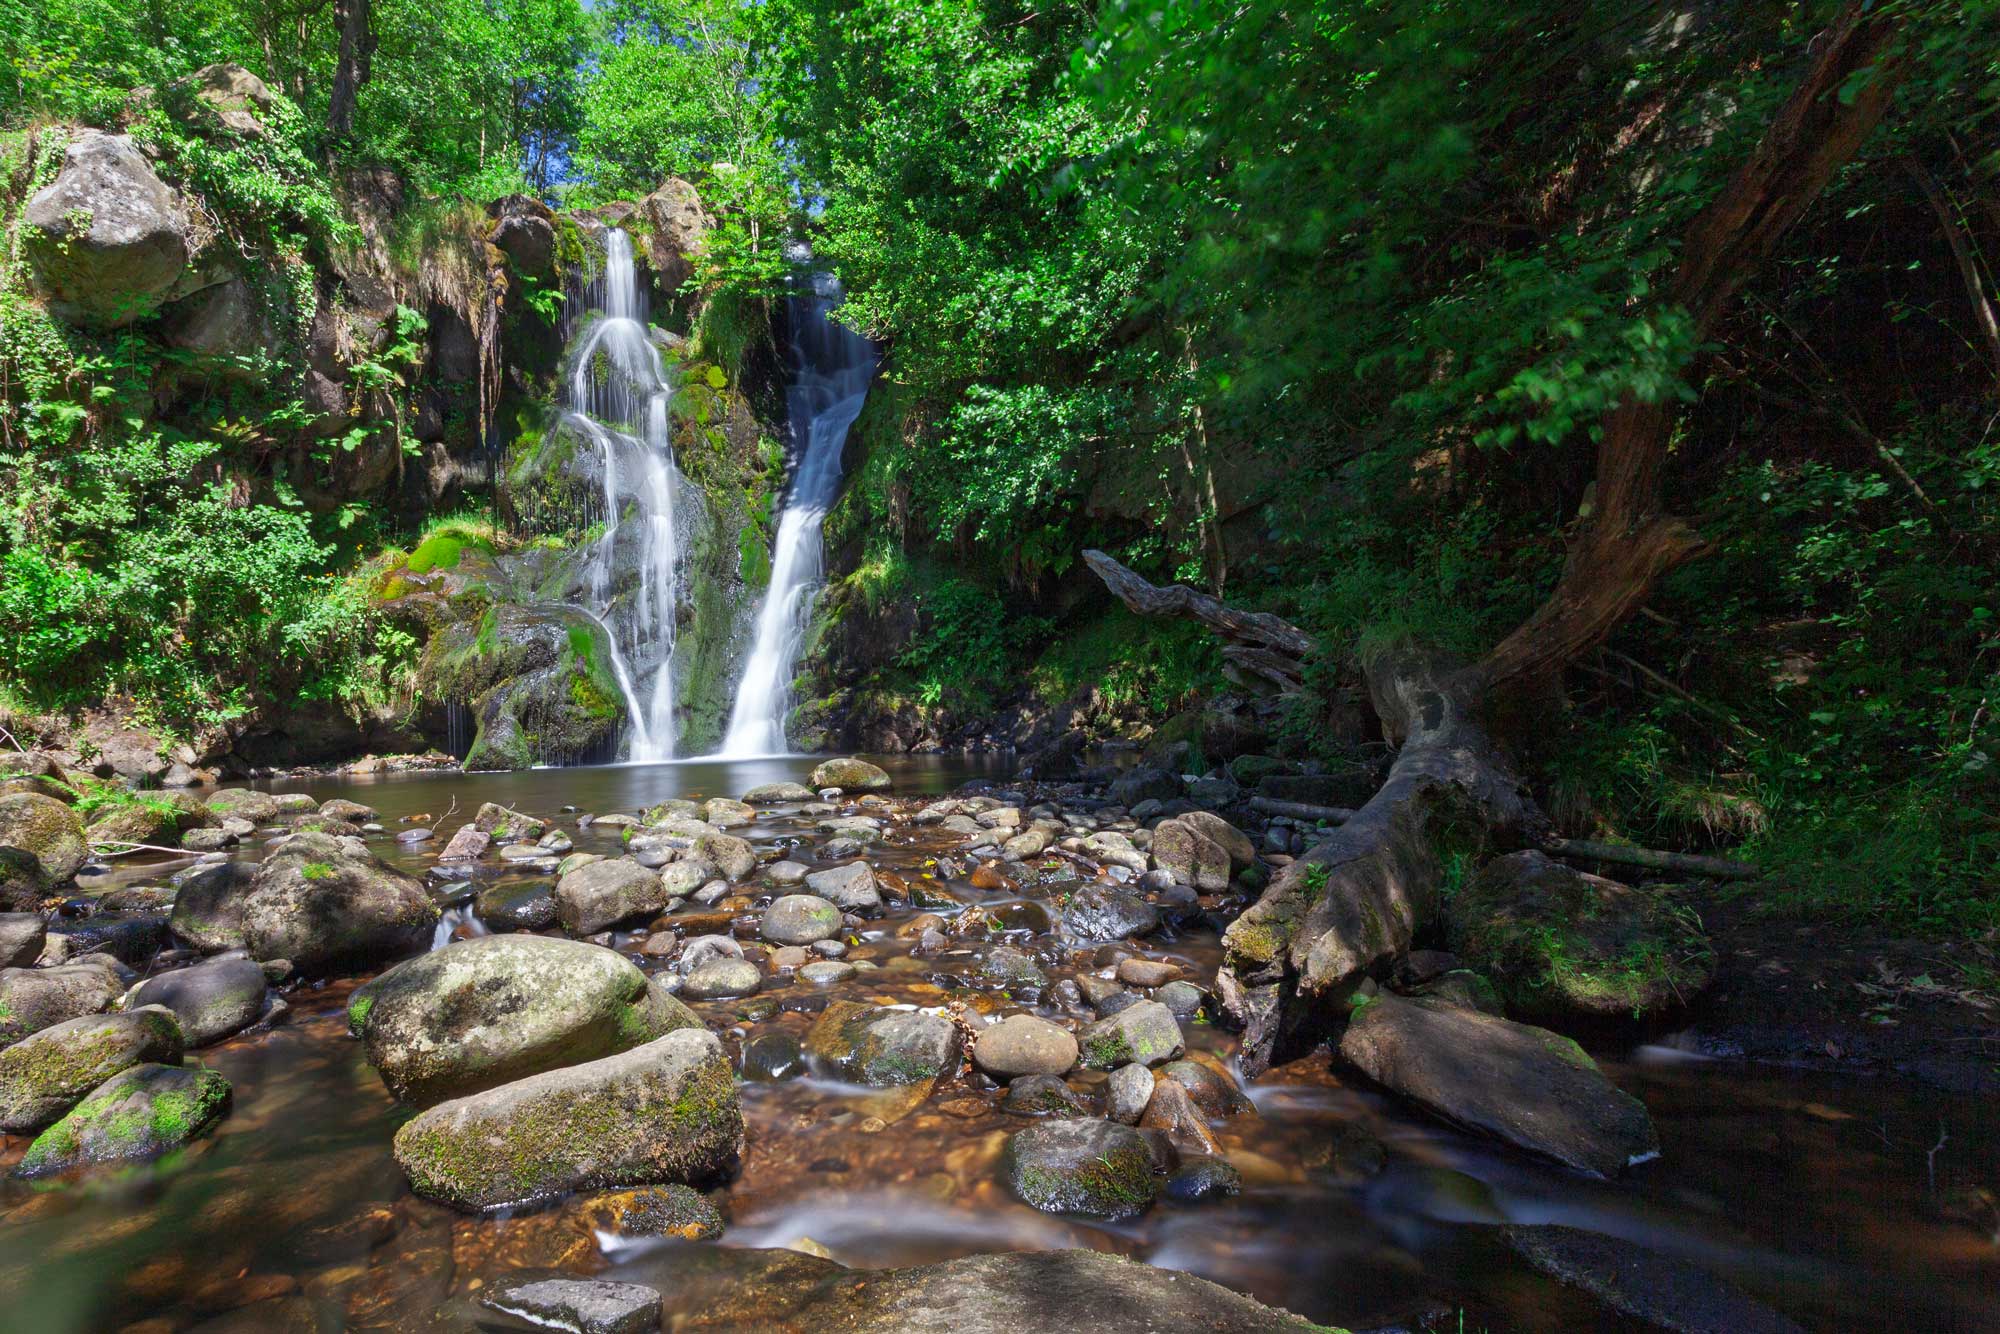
[1247, 797, 1355, 824]
[1220, 642, 1542, 1075]
[1544, 838, 1759, 881]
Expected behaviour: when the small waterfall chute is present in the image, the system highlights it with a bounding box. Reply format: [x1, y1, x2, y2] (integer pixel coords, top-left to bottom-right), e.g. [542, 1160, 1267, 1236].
[717, 265, 879, 757]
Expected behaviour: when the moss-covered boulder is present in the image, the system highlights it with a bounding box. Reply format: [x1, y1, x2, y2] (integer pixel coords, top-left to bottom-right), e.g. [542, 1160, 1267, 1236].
[1451, 850, 1714, 1024]
[1078, 1000, 1186, 1070]
[804, 1000, 958, 1086]
[0, 752, 76, 802]
[16, 1062, 230, 1175]
[84, 791, 216, 847]
[350, 935, 701, 1104]
[0, 1006, 185, 1131]
[391, 1027, 742, 1212]
[167, 861, 257, 953]
[0, 956, 125, 1047]
[574, 1182, 725, 1242]
[1339, 991, 1658, 1177]
[1150, 818, 1233, 891]
[238, 832, 437, 975]
[423, 604, 627, 771]
[1001, 1118, 1160, 1219]
[742, 782, 814, 804]
[126, 955, 267, 1047]
[555, 858, 668, 934]
[0, 792, 89, 907]
[204, 788, 281, 824]
[808, 757, 891, 792]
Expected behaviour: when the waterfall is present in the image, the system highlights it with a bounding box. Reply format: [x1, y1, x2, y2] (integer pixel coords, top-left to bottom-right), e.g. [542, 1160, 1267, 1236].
[717, 266, 878, 757]
[562, 227, 686, 762]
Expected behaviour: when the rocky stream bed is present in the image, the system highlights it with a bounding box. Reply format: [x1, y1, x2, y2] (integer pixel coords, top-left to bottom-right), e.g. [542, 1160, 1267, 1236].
[0, 752, 1995, 1333]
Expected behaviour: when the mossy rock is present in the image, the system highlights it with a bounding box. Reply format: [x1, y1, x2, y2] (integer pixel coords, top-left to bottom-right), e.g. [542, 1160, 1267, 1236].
[1002, 1118, 1160, 1220]
[0, 792, 89, 900]
[351, 935, 700, 1105]
[804, 1000, 958, 1086]
[574, 1183, 725, 1241]
[238, 832, 438, 975]
[391, 1028, 742, 1213]
[807, 758, 892, 792]
[0, 1006, 185, 1132]
[18, 1062, 231, 1176]
[1451, 850, 1714, 1025]
[85, 791, 215, 847]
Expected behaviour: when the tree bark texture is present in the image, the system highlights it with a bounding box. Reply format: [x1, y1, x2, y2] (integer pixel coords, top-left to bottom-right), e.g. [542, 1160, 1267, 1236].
[327, 0, 376, 141]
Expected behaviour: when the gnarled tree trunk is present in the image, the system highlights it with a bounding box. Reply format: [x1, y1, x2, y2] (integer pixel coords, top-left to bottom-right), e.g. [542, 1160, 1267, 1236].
[1467, 2, 1907, 700]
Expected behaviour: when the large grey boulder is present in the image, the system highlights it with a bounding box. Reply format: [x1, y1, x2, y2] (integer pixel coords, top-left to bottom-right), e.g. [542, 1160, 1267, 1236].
[692, 831, 755, 881]
[486, 194, 557, 279]
[635, 177, 711, 296]
[16, 1062, 230, 1176]
[239, 832, 437, 975]
[350, 935, 701, 1104]
[23, 130, 190, 327]
[167, 861, 257, 953]
[555, 858, 668, 934]
[0, 792, 89, 906]
[742, 782, 814, 803]
[127, 955, 267, 1047]
[1058, 885, 1160, 942]
[391, 1028, 743, 1212]
[0, 1006, 184, 1131]
[1339, 992, 1658, 1176]
[170, 63, 276, 137]
[1002, 1118, 1160, 1219]
[1150, 818, 1232, 891]
[0, 955, 125, 1047]
[483, 1277, 662, 1334]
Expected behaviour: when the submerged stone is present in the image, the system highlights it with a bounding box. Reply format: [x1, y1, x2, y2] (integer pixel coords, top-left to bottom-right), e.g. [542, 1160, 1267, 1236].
[483, 1277, 662, 1334]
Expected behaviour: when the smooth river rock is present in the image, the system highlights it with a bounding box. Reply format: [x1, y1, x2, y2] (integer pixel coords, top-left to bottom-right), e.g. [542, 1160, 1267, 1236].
[761, 895, 842, 946]
[1078, 1000, 1185, 1070]
[0, 955, 125, 1047]
[127, 954, 267, 1046]
[805, 1001, 958, 1086]
[392, 1028, 743, 1212]
[972, 1014, 1079, 1080]
[804, 861, 881, 912]
[555, 859, 668, 935]
[1339, 992, 1659, 1176]
[807, 757, 892, 792]
[350, 935, 700, 1105]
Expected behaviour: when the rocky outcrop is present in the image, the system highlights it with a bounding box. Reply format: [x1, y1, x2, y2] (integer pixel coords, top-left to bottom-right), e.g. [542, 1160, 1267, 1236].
[23, 131, 191, 327]
[634, 177, 711, 298]
[238, 832, 437, 974]
[391, 1028, 742, 1212]
[0, 1006, 185, 1131]
[350, 935, 701, 1104]
[1339, 992, 1658, 1176]
[16, 1062, 231, 1175]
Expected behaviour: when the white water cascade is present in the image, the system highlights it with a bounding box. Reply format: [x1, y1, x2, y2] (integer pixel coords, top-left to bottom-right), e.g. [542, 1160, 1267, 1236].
[563, 228, 687, 761]
[717, 266, 879, 756]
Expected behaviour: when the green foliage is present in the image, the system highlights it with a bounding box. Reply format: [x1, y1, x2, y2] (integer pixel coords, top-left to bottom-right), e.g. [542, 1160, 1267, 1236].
[894, 576, 1008, 712]
[1024, 609, 1221, 716]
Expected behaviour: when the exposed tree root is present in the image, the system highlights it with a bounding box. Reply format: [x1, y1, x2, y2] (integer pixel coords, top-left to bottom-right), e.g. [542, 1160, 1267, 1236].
[1220, 644, 1542, 1075]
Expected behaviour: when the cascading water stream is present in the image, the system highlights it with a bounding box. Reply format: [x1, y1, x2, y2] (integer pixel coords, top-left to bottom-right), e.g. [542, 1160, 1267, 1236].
[561, 228, 687, 761]
[717, 265, 879, 757]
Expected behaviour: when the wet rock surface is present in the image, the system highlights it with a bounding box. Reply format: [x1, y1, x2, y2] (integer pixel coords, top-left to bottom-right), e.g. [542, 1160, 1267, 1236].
[0, 1006, 185, 1131]
[17, 1062, 231, 1175]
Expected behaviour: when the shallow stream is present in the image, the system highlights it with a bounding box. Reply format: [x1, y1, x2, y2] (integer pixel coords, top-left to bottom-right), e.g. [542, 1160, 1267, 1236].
[1, 756, 1994, 1332]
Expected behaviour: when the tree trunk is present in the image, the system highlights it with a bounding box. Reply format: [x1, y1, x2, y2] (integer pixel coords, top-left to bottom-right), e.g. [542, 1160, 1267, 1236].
[1082, 549, 1310, 691]
[1467, 3, 1907, 699]
[327, 0, 376, 142]
[1221, 644, 1541, 1074]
